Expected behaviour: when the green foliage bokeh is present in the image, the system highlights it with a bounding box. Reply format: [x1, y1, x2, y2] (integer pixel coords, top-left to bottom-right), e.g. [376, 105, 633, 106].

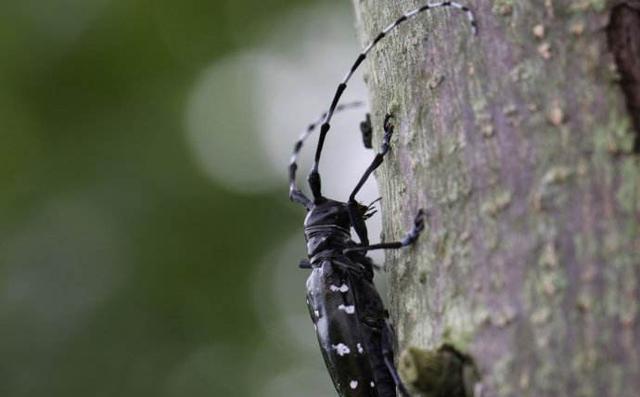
[0, 0, 329, 395]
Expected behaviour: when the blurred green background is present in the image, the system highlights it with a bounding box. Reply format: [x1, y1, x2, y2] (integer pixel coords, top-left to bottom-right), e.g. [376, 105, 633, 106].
[0, 0, 379, 396]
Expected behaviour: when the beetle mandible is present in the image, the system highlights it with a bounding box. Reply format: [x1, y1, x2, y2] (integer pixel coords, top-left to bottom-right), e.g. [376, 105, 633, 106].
[288, 2, 476, 396]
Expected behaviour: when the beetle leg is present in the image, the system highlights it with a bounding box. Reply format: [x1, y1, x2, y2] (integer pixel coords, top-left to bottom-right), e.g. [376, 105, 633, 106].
[348, 114, 394, 203]
[347, 114, 395, 246]
[360, 113, 373, 149]
[382, 322, 410, 397]
[347, 203, 370, 246]
[343, 209, 426, 254]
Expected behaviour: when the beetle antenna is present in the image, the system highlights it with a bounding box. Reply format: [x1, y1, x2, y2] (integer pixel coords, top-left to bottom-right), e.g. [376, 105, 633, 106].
[289, 101, 364, 207]
[307, 2, 476, 201]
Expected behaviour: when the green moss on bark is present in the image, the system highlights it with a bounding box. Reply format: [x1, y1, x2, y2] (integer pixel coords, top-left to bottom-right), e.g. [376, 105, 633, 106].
[353, 0, 640, 396]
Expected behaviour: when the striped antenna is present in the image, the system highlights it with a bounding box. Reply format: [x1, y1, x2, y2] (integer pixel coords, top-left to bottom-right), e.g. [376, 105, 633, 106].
[288, 101, 365, 208]
[305, 2, 476, 202]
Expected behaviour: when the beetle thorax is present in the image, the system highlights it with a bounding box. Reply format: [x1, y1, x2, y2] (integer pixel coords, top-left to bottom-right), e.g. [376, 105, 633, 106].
[303, 199, 353, 258]
[304, 199, 351, 229]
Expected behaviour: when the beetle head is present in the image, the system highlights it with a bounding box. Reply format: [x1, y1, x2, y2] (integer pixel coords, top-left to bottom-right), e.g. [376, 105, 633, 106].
[304, 198, 352, 230]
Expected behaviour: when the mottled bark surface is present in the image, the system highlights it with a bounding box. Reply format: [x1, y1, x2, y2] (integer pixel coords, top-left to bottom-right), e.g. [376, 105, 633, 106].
[351, 1, 640, 396]
[608, 3, 640, 149]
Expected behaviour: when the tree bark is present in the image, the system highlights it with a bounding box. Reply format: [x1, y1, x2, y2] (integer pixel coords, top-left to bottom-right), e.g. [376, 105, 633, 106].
[351, 1, 640, 396]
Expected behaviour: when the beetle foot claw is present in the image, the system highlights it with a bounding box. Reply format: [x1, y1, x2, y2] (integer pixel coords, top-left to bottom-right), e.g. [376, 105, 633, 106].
[383, 113, 395, 137]
[414, 208, 426, 233]
[401, 209, 427, 246]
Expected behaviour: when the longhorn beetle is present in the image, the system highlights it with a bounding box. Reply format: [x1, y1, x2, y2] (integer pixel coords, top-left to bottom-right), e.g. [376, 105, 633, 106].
[288, 2, 476, 396]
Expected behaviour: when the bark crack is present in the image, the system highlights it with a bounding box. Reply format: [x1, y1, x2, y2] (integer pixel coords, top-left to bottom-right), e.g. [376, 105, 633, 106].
[607, 4, 640, 152]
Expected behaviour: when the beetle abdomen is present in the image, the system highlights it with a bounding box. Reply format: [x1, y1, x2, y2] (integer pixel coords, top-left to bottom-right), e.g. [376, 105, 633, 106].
[306, 260, 395, 397]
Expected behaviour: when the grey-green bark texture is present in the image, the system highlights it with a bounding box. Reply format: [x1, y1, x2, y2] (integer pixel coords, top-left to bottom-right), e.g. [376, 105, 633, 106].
[351, 1, 640, 396]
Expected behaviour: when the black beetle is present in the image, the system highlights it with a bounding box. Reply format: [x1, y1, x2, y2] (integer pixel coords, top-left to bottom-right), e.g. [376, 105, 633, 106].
[287, 2, 476, 396]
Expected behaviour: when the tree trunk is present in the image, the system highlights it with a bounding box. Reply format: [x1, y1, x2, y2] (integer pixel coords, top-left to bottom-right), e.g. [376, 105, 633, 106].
[351, 1, 640, 396]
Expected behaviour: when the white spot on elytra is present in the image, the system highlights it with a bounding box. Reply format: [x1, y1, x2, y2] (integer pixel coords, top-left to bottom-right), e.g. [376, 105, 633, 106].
[332, 343, 351, 356]
[314, 310, 320, 318]
[338, 304, 355, 314]
[357, 343, 364, 353]
[350, 380, 358, 389]
[329, 284, 349, 293]
[370, 381, 375, 388]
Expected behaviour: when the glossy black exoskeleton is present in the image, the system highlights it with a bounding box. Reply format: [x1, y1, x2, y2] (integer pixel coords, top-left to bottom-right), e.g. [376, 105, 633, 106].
[303, 197, 424, 397]
[292, 115, 424, 397]
[287, 2, 476, 396]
